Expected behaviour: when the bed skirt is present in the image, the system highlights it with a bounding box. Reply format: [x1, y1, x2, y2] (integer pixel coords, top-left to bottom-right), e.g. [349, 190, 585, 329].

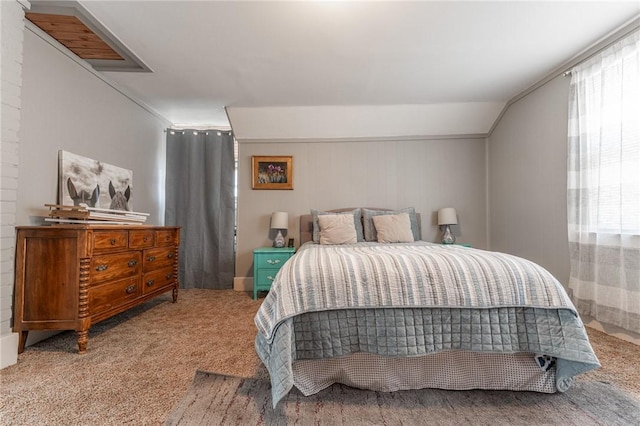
[292, 351, 557, 396]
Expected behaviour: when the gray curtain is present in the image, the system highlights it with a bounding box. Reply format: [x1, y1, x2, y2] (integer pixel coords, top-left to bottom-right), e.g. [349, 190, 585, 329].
[165, 130, 235, 289]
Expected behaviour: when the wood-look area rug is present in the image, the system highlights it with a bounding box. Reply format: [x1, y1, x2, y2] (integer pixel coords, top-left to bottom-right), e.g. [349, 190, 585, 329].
[165, 371, 640, 426]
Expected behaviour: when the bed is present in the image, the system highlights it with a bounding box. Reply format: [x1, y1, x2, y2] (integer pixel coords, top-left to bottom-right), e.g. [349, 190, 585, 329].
[255, 208, 600, 407]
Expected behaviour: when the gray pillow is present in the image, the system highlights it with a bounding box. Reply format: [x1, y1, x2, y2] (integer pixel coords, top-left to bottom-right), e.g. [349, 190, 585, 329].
[362, 207, 420, 241]
[311, 208, 364, 243]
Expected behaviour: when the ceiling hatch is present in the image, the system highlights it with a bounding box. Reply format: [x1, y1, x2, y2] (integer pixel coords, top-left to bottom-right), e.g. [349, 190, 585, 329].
[26, 1, 151, 73]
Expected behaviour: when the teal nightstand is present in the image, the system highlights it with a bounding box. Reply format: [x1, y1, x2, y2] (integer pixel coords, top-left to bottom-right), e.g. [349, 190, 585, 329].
[253, 247, 295, 300]
[443, 243, 472, 248]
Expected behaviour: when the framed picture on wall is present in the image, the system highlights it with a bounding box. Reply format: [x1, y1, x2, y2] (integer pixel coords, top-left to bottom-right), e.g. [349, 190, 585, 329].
[252, 155, 293, 190]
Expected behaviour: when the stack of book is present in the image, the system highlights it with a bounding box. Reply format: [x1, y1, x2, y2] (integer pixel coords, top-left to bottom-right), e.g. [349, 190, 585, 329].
[45, 204, 149, 225]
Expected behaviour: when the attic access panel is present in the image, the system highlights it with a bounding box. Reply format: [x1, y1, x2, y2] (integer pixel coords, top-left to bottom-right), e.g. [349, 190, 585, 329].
[26, 1, 151, 72]
[26, 12, 124, 61]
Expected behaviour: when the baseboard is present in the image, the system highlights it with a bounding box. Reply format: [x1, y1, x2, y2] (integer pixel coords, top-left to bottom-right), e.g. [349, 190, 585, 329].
[233, 277, 253, 292]
[584, 316, 640, 346]
[0, 332, 18, 369]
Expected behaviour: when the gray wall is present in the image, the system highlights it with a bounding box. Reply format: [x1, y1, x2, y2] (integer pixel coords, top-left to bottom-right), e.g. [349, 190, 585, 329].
[15, 28, 170, 347]
[488, 75, 571, 285]
[18, 29, 170, 226]
[236, 137, 488, 281]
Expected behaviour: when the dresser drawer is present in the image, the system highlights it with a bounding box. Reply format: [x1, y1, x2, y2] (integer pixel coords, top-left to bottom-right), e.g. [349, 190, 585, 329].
[89, 276, 140, 315]
[142, 266, 175, 295]
[155, 229, 177, 247]
[254, 253, 291, 269]
[93, 230, 128, 251]
[129, 229, 155, 249]
[90, 251, 142, 284]
[143, 246, 176, 272]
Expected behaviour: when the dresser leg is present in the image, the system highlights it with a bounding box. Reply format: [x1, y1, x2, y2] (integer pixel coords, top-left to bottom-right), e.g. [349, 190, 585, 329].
[172, 286, 179, 303]
[77, 330, 88, 354]
[18, 331, 28, 354]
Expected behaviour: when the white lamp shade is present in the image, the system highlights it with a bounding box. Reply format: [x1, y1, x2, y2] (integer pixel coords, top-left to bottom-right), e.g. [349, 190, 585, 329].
[438, 208, 458, 225]
[271, 212, 289, 230]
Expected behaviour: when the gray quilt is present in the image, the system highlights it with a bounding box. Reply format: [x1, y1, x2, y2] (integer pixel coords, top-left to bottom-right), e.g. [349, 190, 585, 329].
[255, 242, 600, 407]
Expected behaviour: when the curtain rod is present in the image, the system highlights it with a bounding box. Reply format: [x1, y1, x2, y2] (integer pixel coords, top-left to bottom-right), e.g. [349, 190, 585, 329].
[165, 128, 232, 135]
[561, 18, 639, 77]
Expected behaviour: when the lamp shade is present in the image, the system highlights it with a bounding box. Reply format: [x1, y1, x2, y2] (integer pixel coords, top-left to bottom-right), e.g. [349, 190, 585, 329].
[438, 208, 458, 226]
[271, 212, 288, 230]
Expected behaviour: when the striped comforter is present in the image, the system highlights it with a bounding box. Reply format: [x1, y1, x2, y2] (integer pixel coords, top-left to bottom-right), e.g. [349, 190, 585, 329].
[254, 242, 599, 407]
[256, 242, 574, 341]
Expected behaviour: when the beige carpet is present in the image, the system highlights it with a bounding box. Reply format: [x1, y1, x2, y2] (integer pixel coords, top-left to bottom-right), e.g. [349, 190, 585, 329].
[1, 289, 638, 425]
[164, 371, 640, 426]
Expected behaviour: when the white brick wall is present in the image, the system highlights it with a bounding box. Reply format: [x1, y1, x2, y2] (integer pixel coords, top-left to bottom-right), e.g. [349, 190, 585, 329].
[1, 0, 28, 369]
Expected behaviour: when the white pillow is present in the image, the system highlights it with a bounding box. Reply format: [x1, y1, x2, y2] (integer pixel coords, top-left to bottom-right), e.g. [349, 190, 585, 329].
[318, 214, 358, 245]
[372, 213, 415, 243]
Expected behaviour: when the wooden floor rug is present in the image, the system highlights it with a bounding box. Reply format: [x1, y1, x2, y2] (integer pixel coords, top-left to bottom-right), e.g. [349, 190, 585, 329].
[165, 371, 640, 425]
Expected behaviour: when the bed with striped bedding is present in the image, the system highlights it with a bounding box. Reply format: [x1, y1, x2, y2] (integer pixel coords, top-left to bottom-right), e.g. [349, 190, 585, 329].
[255, 241, 600, 407]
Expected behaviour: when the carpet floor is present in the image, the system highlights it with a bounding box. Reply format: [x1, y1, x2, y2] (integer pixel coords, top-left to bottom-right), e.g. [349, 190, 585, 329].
[164, 371, 640, 426]
[1, 289, 638, 425]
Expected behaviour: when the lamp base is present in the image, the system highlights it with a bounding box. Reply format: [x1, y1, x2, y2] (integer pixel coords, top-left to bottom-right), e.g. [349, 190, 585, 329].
[441, 225, 456, 244]
[273, 230, 285, 248]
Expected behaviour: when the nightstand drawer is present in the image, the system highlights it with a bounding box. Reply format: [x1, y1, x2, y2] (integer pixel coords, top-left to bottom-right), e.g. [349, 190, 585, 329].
[254, 253, 291, 269]
[255, 269, 280, 287]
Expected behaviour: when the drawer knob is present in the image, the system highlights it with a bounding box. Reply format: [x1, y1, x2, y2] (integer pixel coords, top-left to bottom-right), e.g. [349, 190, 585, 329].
[109, 238, 116, 245]
[147, 255, 156, 262]
[266, 259, 281, 265]
[267, 276, 275, 281]
[143, 236, 148, 242]
[125, 285, 136, 294]
[96, 264, 108, 272]
[166, 273, 172, 280]
[146, 279, 155, 287]
[167, 252, 175, 259]
[128, 259, 138, 267]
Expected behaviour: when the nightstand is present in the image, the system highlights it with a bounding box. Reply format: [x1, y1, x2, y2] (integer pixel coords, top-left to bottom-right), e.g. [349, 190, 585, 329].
[253, 247, 295, 300]
[443, 242, 472, 248]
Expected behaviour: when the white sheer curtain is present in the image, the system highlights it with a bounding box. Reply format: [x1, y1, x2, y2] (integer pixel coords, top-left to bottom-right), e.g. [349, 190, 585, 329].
[567, 30, 640, 334]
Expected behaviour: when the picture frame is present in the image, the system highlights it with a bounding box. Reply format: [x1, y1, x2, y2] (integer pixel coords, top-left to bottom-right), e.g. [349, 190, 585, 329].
[58, 150, 133, 211]
[251, 156, 293, 190]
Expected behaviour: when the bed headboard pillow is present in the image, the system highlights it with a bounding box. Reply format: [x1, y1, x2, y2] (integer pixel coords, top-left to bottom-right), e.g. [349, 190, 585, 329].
[300, 207, 421, 245]
[318, 214, 358, 244]
[372, 213, 415, 243]
[311, 208, 364, 243]
[362, 207, 421, 242]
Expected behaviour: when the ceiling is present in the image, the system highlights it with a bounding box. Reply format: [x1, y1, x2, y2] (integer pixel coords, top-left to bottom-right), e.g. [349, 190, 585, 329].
[32, 1, 640, 134]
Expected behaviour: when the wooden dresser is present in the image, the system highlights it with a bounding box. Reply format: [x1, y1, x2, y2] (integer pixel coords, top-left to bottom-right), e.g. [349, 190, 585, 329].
[13, 225, 180, 354]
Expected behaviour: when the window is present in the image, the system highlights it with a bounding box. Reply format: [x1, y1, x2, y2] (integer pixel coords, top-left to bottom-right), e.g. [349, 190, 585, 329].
[568, 30, 640, 235]
[567, 29, 640, 334]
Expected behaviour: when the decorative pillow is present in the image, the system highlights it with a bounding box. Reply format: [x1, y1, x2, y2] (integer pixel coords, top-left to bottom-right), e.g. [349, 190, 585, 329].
[372, 213, 415, 243]
[311, 208, 364, 243]
[318, 214, 358, 245]
[362, 207, 420, 242]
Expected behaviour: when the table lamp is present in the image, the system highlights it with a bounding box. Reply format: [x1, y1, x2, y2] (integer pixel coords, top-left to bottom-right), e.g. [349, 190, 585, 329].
[271, 212, 288, 248]
[438, 207, 457, 244]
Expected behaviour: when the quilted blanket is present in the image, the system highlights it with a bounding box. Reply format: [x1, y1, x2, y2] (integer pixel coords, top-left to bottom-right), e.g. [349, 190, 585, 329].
[255, 242, 600, 406]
